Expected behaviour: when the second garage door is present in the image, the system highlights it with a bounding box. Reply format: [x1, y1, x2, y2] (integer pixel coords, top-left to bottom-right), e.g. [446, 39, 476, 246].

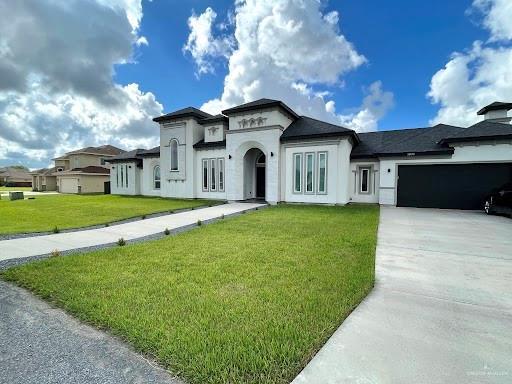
[60, 177, 79, 194]
[397, 163, 512, 210]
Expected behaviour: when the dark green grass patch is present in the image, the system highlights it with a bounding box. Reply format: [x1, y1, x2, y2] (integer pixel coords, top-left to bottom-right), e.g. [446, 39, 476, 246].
[2, 204, 379, 383]
[0, 194, 217, 234]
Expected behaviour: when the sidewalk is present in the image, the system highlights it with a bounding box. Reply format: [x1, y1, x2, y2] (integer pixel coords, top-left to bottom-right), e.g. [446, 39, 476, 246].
[0, 202, 265, 262]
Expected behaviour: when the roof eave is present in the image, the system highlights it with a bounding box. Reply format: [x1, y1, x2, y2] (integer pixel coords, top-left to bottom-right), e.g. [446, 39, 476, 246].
[439, 133, 512, 145]
[222, 101, 299, 120]
[280, 131, 357, 143]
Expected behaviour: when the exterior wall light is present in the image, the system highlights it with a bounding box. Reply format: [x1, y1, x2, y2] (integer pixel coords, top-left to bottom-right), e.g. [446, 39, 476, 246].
[228, 155, 232, 159]
[270, 152, 274, 157]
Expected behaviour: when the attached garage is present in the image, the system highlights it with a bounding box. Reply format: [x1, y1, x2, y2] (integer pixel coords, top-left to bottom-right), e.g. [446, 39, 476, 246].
[397, 163, 512, 210]
[59, 177, 79, 194]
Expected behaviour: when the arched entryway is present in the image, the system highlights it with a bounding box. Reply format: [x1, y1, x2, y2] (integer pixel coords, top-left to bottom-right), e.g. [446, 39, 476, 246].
[243, 148, 266, 200]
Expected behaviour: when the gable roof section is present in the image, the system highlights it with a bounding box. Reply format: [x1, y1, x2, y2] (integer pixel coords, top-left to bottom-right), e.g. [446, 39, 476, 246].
[58, 166, 110, 175]
[280, 116, 358, 143]
[222, 98, 299, 119]
[352, 124, 465, 159]
[438, 120, 512, 145]
[153, 107, 212, 123]
[477, 101, 512, 115]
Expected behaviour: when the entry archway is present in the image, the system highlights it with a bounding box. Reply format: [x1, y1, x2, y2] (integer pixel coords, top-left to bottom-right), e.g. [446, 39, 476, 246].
[243, 148, 266, 200]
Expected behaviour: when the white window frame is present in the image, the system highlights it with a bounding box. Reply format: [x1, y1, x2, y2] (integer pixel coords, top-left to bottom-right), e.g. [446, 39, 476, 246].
[125, 164, 129, 187]
[305, 152, 315, 194]
[218, 158, 225, 192]
[202, 159, 209, 192]
[359, 167, 371, 194]
[170, 139, 179, 171]
[317, 152, 328, 194]
[120, 165, 124, 187]
[153, 165, 161, 190]
[210, 158, 217, 192]
[293, 153, 303, 194]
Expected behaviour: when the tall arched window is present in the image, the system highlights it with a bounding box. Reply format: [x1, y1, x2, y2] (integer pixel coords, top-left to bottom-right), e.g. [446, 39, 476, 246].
[170, 139, 178, 171]
[153, 165, 161, 189]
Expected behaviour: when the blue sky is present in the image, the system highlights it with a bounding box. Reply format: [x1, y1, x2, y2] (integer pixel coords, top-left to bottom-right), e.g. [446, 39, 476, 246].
[1, 0, 511, 168]
[116, 0, 483, 130]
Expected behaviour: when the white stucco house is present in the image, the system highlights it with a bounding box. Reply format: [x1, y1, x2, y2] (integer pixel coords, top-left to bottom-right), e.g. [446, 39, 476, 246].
[108, 99, 512, 210]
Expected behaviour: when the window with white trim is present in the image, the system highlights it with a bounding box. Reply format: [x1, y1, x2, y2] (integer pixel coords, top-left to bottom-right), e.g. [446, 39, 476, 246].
[210, 159, 217, 191]
[153, 165, 161, 189]
[170, 139, 178, 171]
[359, 167, 370, 194]
[293, 153, 302, 193]
[218, 158, 225, 192]
[125, 164, 129, 187]
[317, 152, 327, 194]
[305, 152, 315, 193]
[115, 166, 119, 187]
[120, 165, 124, 187]
[202, 159, 209, 191]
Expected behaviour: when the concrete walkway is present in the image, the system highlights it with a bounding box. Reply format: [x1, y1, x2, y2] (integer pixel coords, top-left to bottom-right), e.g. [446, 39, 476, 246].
[293, 207, 512, 384]
[0, 280, 181, 384]
[0, 202, 264, 262]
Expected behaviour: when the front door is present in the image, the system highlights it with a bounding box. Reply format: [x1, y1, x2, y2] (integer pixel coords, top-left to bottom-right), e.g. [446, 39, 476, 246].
[256, 166, 265, 199]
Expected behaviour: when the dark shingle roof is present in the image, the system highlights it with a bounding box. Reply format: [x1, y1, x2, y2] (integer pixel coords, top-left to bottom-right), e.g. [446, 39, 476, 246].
[67, 166, 110, 174]
[438, 120, 512, 145]
[280, 116, 357, 142]
[222, 98, 299, 119]
[107, 149, 146, 162]
[352, 124, 465, 159]
[153, 107, 212, 123]
[197, 114, 228, 125]
[477, 102, 512, 115]
[193, 140, 226, 150]
[139, 146, 160, 157]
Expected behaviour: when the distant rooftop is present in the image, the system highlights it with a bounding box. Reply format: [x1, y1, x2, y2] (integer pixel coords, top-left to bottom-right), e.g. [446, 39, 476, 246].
[477, 101, 512, 115]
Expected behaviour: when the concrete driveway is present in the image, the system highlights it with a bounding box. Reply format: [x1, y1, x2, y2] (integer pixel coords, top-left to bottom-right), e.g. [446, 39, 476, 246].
[293, 207, 512, 384]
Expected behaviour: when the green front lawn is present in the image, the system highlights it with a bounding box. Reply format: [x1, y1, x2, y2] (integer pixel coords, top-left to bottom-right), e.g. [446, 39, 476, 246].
[2, 204, 379, 384]
[0, 194, 216, 234]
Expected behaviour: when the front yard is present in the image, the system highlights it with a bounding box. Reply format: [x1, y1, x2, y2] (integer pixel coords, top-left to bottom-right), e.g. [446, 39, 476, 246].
[2, 204, 379, 384]
[0, 186, 32, 191]
[0, 194, 216, 234]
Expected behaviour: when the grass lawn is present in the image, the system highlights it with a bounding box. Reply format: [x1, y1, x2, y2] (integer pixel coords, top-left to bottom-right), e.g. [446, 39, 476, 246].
[2, 204, 379, 384]
[0, 186, 32, 191]
[0, 194, 217, 234]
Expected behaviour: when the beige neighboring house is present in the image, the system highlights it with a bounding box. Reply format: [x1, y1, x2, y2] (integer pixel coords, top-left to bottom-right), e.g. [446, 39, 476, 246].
[0, 167, 32, 187]
[31, 145, 125, 193]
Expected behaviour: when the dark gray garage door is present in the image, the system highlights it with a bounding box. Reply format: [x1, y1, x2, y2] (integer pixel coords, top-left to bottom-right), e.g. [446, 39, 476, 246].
[397, 163, 512, 210]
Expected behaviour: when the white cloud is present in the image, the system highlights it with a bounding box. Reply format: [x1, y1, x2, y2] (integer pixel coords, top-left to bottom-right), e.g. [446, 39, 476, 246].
[429, 0, 512, 126]
[473, 0, 512, 41]
[0, 0, 162, 168]
[183, 7, 234, 75]
[187, 0, 392, 132]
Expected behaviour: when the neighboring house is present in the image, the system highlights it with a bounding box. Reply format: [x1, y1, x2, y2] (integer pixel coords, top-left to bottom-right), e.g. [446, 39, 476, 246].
[31, 145, 125, 193]
[108, 99, 512, 210]
[0, 167, 32, 187]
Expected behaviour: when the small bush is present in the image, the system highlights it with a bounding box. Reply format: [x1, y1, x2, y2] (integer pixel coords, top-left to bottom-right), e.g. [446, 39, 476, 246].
[141, 215, 146, 220]
[117, 238, 126, 246]
[164, 228, 170, 236]
[197, 220, 202, 226]
[50, 249, 61, 258]
[169, 210, 174, 214]
[52, 226, 60, 234]
[221, 214, 225, 219]
[105, 223, 110, 227]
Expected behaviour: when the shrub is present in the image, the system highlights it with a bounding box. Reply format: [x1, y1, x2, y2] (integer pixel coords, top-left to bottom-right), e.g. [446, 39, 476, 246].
[164, 228, 170, 236]
[221, 214, 225, 220]
[105, 223, 110, 227]
[117, 238, 126, 246]
[50, 249, 61, 258]
[52, 226, 60, 234]
[197, 220, 202, 226]
[141, 215, 146, 220]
